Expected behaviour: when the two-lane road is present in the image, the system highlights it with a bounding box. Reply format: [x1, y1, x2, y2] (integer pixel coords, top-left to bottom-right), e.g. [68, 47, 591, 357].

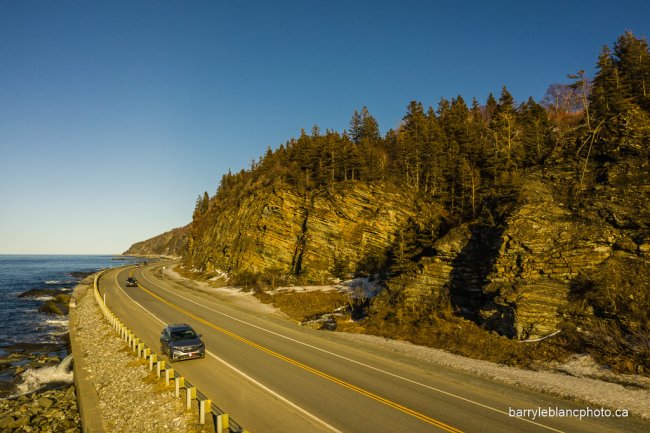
[97, 262, 647, 432]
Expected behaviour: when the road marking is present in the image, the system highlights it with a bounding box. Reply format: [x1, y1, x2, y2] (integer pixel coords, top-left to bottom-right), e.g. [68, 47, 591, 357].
[132, 271, 463, 432]
[139, 268, 566, 433]
[108, 268, 342, 433]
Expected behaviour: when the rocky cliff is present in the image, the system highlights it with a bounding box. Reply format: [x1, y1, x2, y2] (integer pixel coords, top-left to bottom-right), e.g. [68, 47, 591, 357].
[123, 225, 189, 257]
[377, 156, 649, 344]
[184, 182, 416, 283]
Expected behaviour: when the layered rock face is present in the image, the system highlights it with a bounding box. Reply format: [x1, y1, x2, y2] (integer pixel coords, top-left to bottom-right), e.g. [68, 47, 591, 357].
[386, 157, 650, 340]
[184, 183, 415, 281]
[480, 180, 618, 339]
[129, 155, 648, 344]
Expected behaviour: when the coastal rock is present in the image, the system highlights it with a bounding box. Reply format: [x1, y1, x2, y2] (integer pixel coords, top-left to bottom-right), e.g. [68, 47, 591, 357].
[0, 386, 80, 433]
[379, 166, 649, 341]
[37, 295, 71, 316]
[184, 182, 415, 281]
[124, 225, 189, 257]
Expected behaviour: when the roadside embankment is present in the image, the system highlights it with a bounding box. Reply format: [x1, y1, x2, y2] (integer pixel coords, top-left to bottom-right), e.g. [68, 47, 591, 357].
[69, 275, 203, 432]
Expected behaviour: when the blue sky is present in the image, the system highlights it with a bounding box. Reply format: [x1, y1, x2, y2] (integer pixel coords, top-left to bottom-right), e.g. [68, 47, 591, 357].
[1, 1, 648, 254]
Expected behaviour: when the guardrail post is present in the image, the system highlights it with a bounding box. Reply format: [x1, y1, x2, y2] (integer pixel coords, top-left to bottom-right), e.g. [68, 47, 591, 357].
[149, 354, 157, 371]
[165, 368, 174, 387]
[186, 386, 196, 410]
[199, 399, 211, 425]
[216, 414, 229, 433]
[175, 377, 184, 398]
[156, 360, 165, 378]
[137, 343, 144, 357]
[132, 337, 139, 352]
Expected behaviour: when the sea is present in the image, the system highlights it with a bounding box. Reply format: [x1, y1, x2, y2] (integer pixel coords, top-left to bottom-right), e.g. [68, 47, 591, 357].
[0, 255, 140, 397]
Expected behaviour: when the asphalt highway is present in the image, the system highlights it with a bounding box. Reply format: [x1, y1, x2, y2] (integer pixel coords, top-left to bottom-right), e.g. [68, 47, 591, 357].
[96, 262, 648, 433]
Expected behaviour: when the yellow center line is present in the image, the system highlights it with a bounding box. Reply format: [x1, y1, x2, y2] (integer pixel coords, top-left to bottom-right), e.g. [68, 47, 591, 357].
[134, 280, 464, 433]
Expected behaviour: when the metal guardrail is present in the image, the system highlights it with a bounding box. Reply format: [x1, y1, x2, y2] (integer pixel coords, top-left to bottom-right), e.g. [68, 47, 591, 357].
[92, 270, 248, 433]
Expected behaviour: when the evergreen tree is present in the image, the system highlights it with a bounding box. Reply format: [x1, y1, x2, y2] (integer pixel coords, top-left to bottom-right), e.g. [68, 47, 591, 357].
[400, 101, 428, 190]
[421, 107, 446, 197]
[486, 86, 522, 176]
[348, 110, 363, 144]
[613, 31, 650, 112]
[518, 97, 552, 165]
[590, 32, 650, 156]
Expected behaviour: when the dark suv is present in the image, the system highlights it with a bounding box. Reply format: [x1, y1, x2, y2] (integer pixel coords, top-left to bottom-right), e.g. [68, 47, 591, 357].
[125, 277, 138, 287]
[160, 324, 205, 362]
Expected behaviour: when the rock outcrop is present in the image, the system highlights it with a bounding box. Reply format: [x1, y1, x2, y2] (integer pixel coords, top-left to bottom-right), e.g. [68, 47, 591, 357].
[184, 182, 416, 282]
[380, 155, 650, 341]
[124, 225, 189, 257]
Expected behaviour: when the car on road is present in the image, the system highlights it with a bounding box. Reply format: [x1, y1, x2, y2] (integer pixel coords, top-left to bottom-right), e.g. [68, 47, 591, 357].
[160, 323, 205, 362]
[125, 277, 138, 287]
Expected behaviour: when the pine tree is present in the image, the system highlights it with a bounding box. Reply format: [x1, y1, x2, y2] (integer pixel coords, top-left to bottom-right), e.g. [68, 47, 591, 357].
[348, 110, 363, 144]
[361, 107, 380, 140]
[487, 86, 522, 174]
[400, 101, 428, 191]
[518, 97, 552, 165]
[590, 32, 650, 156]
[421, 107, 446, 197]
[613, 31, 650, 112]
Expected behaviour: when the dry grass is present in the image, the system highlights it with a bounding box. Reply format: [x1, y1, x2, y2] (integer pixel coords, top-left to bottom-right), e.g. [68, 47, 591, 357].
[357, 313, 572, 368]
[256, 289, 350, 322]
[254, 286, 570, 367]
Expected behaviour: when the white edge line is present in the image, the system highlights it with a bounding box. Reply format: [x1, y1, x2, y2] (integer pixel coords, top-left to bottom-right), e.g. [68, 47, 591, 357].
[109, 268, 342, 433]
[140, 267, 566, 433]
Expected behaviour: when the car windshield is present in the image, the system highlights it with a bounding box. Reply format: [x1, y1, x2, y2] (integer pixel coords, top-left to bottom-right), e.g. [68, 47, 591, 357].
[170, 329, 197, 341]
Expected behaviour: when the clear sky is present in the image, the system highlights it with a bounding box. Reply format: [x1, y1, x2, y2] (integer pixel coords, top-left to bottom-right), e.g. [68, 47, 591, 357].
[1, 1, 648, 254]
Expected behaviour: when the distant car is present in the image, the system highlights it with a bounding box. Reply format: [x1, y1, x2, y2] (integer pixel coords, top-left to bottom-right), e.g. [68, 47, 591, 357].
[125, 277, 138, 287]
[160, 324, 205, 362]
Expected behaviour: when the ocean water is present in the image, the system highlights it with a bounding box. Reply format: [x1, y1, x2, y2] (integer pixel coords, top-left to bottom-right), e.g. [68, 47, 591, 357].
[0, 254, 140, 396]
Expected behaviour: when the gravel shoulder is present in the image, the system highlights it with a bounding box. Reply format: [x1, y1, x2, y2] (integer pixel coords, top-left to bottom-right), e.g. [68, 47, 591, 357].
[70, 277, 210, 433]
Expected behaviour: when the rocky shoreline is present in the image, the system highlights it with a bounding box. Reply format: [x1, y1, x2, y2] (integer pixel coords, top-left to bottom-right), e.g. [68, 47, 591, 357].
[0, 386, 79, 432]
[0, 272, 206, 433]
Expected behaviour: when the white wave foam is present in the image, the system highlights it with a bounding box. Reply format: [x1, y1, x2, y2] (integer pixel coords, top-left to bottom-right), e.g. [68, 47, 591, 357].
[45, 318, 68, 327]
[15, 355, 73, 395]
[45, 280, 61, 285]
